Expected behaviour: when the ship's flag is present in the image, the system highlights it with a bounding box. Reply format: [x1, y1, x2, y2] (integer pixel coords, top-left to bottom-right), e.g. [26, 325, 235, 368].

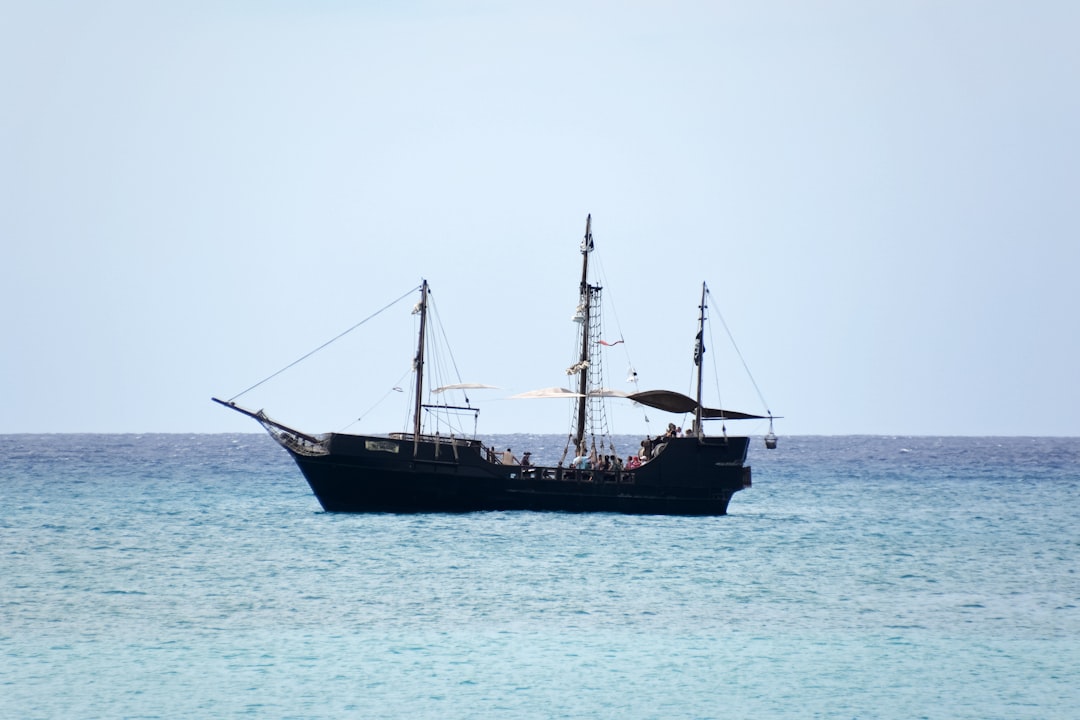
[693, 331, 705, 366]
[599, 339, 624, 347]
[581, 214, 594, 253]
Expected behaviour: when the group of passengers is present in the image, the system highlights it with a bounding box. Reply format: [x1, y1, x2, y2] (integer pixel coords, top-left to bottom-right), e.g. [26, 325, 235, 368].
[569, 451, 626, 472]
[488, 447, 528, 465]
[569, 447, 598, 470]
[494, 422, 689, 470]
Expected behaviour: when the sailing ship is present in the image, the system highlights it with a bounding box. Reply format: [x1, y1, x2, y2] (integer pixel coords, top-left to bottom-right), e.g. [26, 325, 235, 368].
[214, 216, 776, 515]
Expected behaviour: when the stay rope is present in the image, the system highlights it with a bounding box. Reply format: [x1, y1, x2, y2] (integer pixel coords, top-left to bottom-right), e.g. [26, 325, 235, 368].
[228, 284, 422, 402]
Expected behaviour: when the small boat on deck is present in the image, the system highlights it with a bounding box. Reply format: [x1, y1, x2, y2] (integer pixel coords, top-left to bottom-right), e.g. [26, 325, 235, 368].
[214, 216, 776, 514]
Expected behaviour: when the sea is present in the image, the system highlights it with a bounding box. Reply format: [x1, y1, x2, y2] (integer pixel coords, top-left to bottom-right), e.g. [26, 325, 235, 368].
[1, 434, 1077, 719]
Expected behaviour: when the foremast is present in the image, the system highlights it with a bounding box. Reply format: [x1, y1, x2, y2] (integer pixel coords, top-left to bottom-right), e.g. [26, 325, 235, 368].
[412, 279, 429, 454]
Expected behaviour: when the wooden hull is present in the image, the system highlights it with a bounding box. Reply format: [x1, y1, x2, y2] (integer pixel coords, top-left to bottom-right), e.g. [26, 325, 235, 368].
[288, 433, 752, 515]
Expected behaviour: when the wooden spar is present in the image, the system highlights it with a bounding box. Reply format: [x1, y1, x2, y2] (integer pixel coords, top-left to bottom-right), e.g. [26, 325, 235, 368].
[413, 279, 429, 454]
[210, 397, 323, 445]
[574, 215, 592, 453]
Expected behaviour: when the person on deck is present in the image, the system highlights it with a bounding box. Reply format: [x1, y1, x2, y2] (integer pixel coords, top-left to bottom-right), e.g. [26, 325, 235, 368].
[521, 452, 532, 468]
[501, 448, 518, 465]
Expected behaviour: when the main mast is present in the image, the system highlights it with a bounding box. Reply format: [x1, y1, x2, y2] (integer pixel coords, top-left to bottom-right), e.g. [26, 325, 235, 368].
[574, 215, 593, 451]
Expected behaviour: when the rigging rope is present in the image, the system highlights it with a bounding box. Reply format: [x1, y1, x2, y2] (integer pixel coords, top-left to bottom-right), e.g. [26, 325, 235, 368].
[342, 368, 412, 432]
[706, 309, 723, 411]
[586, 286, 607, 437]
[706, 286, 772, 414]
[429, 296, 469, 405]
[595, 254, 648, 429]
[228, 284, 421, 402]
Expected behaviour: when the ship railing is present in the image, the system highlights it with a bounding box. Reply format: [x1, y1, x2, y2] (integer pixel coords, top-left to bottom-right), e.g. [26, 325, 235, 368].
[388, 432, 484, 448]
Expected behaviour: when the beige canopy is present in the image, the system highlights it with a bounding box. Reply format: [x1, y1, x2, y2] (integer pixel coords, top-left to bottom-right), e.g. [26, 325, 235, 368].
[509, 387, 585, 399]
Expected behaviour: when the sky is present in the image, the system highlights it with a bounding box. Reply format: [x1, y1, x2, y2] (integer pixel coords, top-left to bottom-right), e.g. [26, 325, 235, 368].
[2, 0, 1078, 436]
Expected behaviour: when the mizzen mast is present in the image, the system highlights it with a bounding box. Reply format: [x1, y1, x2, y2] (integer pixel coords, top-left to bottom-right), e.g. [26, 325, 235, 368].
[693, 281, 708, 439]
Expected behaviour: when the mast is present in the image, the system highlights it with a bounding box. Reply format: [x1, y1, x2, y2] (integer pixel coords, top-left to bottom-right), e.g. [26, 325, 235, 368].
[694, 281, 707, 439]
[574, 215, 593, 451]
[413, 279, 429, 443]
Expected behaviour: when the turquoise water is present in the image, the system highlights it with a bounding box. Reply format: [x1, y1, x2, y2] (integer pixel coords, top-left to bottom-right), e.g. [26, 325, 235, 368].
[2, 434, 1077, 718]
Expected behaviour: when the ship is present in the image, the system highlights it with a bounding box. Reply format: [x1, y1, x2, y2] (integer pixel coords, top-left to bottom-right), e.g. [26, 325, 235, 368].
[213, 215, 777, 514]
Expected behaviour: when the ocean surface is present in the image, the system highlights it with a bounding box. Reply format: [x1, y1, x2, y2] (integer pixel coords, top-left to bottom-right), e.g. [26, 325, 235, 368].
[1, 434, 1077, 719]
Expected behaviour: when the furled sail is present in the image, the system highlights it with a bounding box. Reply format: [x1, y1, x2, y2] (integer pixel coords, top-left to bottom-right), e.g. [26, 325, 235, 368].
[510, 387, 586, 399]
[588, 388, 630, 398]
[432, 383, 499, 393]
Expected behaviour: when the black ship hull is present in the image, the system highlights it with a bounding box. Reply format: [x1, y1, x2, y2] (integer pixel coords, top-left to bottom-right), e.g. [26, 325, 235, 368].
[288, 433, 752, 515]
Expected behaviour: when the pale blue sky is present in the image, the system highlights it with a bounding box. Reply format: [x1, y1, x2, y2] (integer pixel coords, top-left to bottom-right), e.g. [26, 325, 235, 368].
[2, 1, 1077, 436]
